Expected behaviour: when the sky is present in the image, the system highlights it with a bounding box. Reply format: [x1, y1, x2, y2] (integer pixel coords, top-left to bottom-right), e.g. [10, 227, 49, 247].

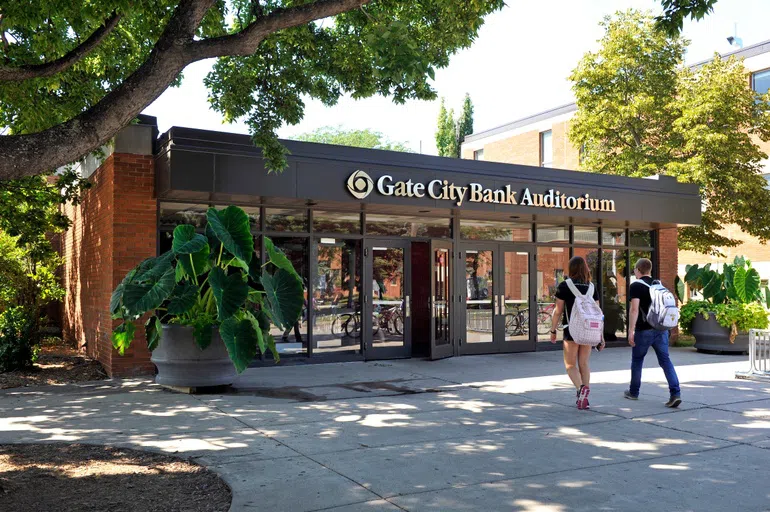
[142, 0, 770, 156]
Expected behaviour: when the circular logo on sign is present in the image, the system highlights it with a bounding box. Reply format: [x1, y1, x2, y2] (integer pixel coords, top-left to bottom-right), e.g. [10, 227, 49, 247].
[346, 170, 373, 199]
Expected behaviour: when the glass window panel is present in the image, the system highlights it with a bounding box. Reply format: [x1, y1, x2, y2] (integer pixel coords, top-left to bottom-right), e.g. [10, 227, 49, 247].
[265, 208, 308, 232]
[537, 225, 569, 244]
[159, 202, 208, 229]
[502, 250, 530, 342]
[366, 214, 450, 238]
[313, 210, 361, 234]
[372, 247, 406, 348]
[540, 130, 553, 167]
[602, 249, 628, 341]
[573, 226, 599, 245]
[536, 246, 569, 342]
[433, 248, 451, 347]
[630, 230, 653, 247]
[465, 250, 494, 344]
[266, 237, 308, 356]
[460, 220, 532, 242]
[313, 239, 361, 355]
[602, 228, 627, 246]
[753, 69, 770, 95]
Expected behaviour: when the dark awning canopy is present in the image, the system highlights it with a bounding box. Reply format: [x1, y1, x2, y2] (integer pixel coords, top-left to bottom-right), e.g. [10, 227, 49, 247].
[155, 126, 701, 229]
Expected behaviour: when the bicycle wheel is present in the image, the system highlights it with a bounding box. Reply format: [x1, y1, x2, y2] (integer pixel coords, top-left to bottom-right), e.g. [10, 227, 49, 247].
[344, 314, 362, 338]
[392, 311, 404, 335]
[331, 314, 347, 337]
[505, 313, 520, 336]
[371, 313, 380, 336]
[537, 311, 552, 335]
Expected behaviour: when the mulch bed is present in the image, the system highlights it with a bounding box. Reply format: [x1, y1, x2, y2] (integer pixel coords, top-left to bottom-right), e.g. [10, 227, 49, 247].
[0, 339, 108, 389]
[0, 444, 231, 512]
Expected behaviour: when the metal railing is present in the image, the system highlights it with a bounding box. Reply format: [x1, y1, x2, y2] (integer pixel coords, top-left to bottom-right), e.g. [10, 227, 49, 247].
[736, 329, 770, 380]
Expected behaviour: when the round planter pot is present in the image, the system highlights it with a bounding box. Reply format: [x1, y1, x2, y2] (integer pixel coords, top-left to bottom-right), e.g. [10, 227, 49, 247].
[151, 325, 237, 387]
[691, 313, 749, 354]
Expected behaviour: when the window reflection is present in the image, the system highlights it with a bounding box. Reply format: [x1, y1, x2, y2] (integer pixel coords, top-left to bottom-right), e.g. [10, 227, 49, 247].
[366, 214, 450, 238]
[460, 220, 532, 242]
[313, 211, 360, 234]
[313, 239, 362, 355]
[265, 208, 308, 232]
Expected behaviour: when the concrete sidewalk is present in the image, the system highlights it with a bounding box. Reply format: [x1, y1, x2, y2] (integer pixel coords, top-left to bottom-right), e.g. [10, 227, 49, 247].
[2, 347, 770, 511]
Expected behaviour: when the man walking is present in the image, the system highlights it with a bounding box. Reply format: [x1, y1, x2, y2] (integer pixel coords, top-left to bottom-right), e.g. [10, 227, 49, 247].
[624, 258, 682, 408]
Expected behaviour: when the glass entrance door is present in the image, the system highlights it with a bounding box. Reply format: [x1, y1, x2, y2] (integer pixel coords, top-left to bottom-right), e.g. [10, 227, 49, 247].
[457, 244, 534, 355]
[430, 241, 453, 360]
[364, 239, 411, 359]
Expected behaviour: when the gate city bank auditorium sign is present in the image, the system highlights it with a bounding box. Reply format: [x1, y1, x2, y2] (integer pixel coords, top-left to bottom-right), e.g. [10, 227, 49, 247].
[346, 170, 616, 213]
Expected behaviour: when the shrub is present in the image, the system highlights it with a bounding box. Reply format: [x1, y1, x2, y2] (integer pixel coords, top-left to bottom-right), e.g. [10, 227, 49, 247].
[0, 306, 40, 372]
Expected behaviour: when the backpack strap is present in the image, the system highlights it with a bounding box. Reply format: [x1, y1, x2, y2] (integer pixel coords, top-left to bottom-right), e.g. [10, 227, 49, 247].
[565, 278, 584, 297]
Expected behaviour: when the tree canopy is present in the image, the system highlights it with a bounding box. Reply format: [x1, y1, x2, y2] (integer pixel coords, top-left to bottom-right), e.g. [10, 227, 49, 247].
[569, 10, 770, 255]
[292, 126, 410, 151]
[0, 0, 717, 180]
[435, 93, 473, 158]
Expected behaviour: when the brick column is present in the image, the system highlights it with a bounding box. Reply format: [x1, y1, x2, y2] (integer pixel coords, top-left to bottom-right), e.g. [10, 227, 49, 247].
[657, 227, 679, 291]
[657, 227, 680, 340]
[60, 120, 158, 377]
[110, 153, 157, 377]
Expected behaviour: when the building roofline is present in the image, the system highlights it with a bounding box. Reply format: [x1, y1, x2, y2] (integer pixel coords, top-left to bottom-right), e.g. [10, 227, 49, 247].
[463, 103, 577, 143]
[465, 37, 770, 144]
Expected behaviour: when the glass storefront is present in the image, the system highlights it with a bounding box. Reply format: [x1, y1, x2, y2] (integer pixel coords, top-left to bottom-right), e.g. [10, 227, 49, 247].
[313, 239, 362, 355]
[158, 202, 656, 361]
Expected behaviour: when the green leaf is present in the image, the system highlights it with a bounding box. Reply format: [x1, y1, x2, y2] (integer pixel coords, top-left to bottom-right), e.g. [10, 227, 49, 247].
[167, 282, 199, 315]
[684, 264, 700, 285]
[219, 317, 258, 373]
[111, 268, 138, 315]
[265, 333, 280, 363]
[178, 245, 211, 278]
[172, 225, 208, 255]
[134, 252, 175, 283]
[145, 316, 161, 351]
[247, 253, 262, 282]
[207, 206, 253, 265]
[111, 322, 135, 355]
[733, 266, 760, 303]
[122, 267, 176, 316]
[192, 320, 213, 350]
[723, 263, 735, 289]
[765, 286, 770, 309]
[209, 267, 249, 320]
[260, 269, 304, 330]
[675, 275, 685, 303]
[702, 272, 723, 301]
[244, 310, 267, 354]
[264, 237, 301, 282]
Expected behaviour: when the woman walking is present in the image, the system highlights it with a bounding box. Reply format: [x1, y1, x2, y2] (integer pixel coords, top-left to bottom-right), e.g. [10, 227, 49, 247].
[550, 256, 605, 409]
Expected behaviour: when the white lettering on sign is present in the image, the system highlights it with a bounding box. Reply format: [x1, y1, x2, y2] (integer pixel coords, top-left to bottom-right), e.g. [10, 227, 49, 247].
[358, 172, 616, 212]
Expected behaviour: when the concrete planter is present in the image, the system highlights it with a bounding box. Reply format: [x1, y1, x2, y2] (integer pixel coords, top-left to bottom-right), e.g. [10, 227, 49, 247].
[692, 313, 749, 354]
[151, 325, 237, 387]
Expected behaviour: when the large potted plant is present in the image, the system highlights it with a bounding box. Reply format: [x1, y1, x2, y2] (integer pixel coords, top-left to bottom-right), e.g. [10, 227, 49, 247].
[679, 257, 770, 353]
[110, 206, 303, 387]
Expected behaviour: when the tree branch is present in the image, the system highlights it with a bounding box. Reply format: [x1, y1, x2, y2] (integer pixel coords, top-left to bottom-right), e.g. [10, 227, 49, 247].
[189, 0, 370, 60]
[0, 0, 371, 180]
[0, 12, 122, 81]
[0, 0, 215, 181]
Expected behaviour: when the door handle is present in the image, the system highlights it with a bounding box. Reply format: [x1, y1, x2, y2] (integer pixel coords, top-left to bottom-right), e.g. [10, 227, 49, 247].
[430, 295, 435, 317]
[499, 295, 505, 316]
[493, 295, 498, 316]
[405, 296, 411, 318]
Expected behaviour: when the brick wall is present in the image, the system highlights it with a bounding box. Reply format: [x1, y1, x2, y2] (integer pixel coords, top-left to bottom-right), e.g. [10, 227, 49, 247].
[60, 153, 157, 377]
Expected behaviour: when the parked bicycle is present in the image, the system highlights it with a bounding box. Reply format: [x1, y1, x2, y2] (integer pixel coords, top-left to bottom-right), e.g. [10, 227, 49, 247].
[330, 301, 404, 339]
[536, 302, 565, 335]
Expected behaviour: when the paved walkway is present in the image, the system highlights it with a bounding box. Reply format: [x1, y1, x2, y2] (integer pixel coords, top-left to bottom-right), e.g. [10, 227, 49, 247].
[2, 347, 770, 511]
